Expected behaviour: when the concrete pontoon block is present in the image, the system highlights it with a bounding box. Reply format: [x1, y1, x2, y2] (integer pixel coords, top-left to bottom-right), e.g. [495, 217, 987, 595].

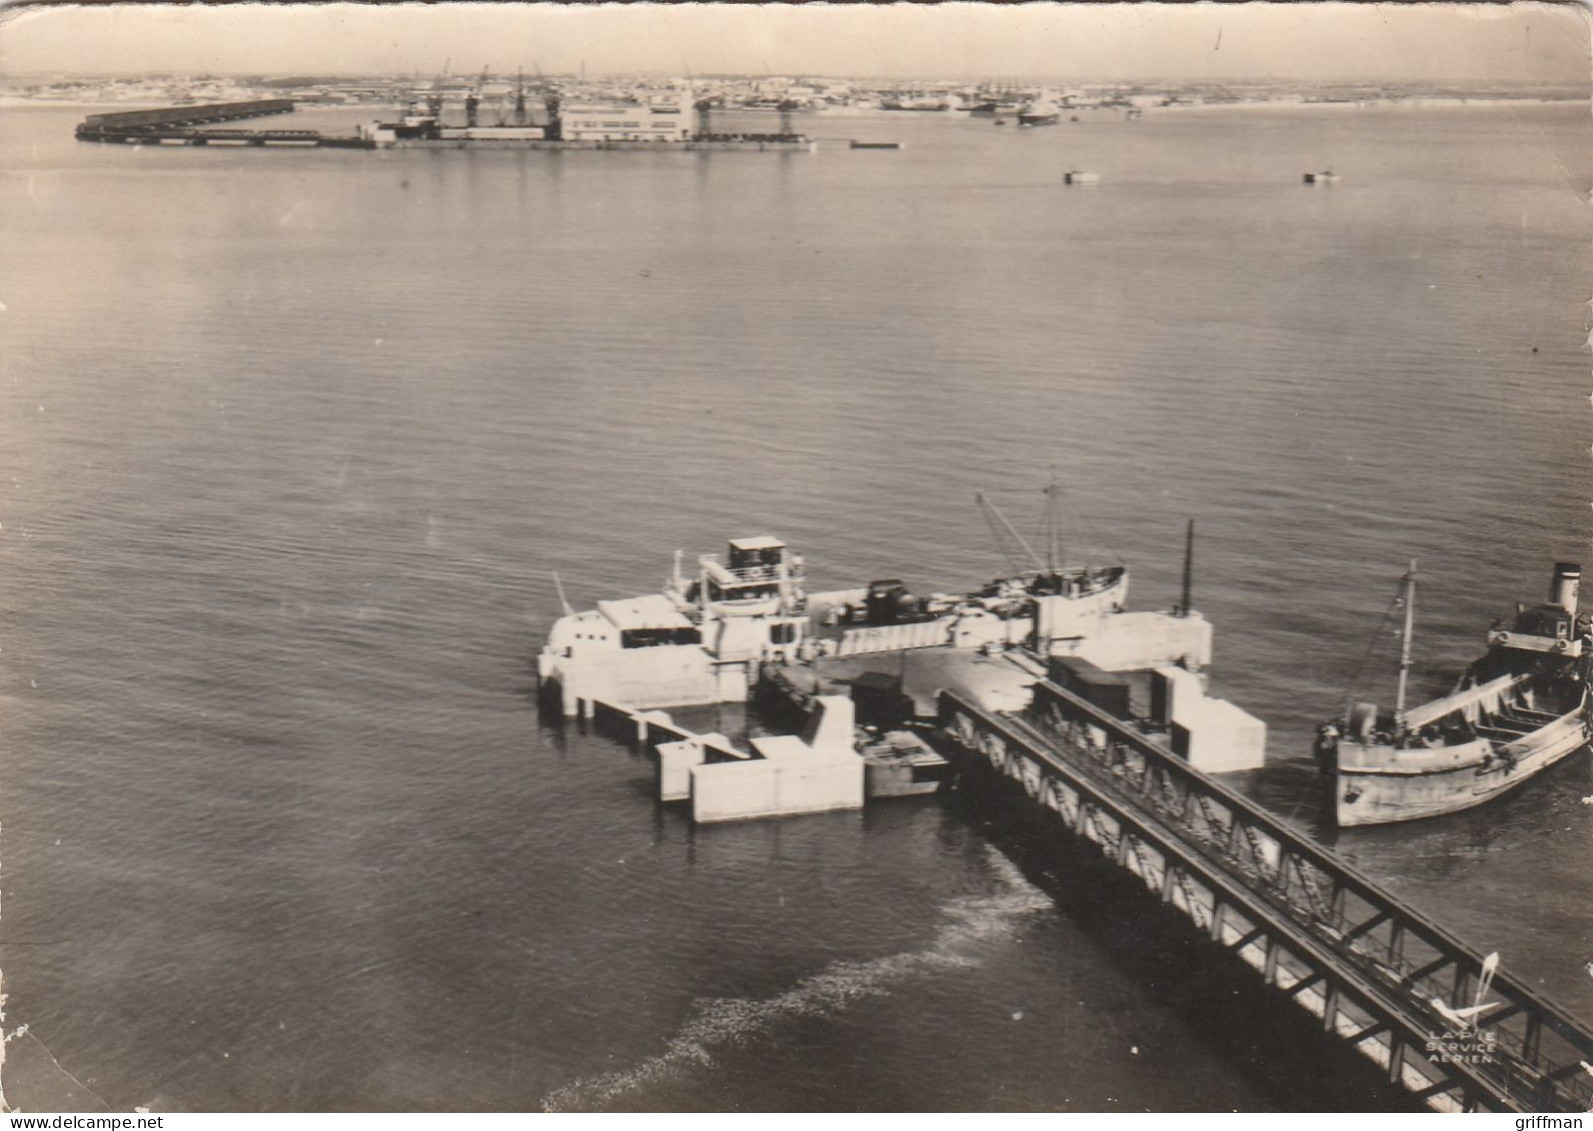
[656, 739, 706, 802]
[800, 695, 856, 756]
[774, 756, 864, 815]
[1151, 665, 1206, 728]
[1076, 611, 1213, 673]
[1170, 697, 1267, 772]
[690, 754, 863, 822]
[692, 759, 779, 822]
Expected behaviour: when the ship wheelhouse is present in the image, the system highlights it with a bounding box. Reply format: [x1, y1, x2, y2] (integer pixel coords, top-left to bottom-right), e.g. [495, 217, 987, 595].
[686, 536, 810, 660]
[695, 537, 806, 611]
[1489, 563, 1586, 660]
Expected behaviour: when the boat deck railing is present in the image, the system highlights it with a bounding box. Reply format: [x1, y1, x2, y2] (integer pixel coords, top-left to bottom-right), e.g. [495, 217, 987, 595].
[699, 556, 783, 585]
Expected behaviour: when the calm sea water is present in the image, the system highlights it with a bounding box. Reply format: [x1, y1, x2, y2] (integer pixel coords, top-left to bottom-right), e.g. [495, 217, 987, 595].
[0, 100, 1589, 1112]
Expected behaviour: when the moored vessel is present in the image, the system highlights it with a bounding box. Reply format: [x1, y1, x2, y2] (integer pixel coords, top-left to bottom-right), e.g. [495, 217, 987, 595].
[537, 482, 1211, 717]
[1317, 562, 1591, 827]
[1016, 100, 1061, 127]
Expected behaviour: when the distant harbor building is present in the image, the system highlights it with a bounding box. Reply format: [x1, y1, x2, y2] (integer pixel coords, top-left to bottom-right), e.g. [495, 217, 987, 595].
[558, 91, 693, 142]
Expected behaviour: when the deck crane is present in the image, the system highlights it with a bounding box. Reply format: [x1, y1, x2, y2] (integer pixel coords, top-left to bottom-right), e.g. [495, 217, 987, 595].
[975, 491, 1045, 580]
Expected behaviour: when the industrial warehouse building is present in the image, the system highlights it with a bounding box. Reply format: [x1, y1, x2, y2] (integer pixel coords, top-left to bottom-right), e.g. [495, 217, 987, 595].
[558, 93, 693, 141]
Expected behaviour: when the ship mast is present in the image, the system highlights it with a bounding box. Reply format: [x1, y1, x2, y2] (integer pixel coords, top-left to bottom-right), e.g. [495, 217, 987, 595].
[1395, 559, 1418, 724]
[1045, 466, 1062, 577]
[1178, 519, 1195, 617]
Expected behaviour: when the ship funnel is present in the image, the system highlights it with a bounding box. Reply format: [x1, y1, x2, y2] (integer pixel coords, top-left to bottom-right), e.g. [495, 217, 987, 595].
[1551, 562, 1580, 612]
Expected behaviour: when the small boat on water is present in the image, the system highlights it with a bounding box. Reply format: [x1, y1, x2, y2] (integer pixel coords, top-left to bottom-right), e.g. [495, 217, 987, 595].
[1317, 562, 1591, 827]
[1063, 170, 1100, 185]
[1303, 170, 1341, 185]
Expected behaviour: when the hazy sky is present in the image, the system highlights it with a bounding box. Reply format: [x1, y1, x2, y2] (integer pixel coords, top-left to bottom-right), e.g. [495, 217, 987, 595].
[0, 1, 1587, 83]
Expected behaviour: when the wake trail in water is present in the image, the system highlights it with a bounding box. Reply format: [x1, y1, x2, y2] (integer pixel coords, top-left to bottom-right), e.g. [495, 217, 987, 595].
[540, 848, 1052, 1112]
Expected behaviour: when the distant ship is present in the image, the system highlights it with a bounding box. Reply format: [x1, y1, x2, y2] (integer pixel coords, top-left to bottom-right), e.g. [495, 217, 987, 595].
[969, 99, 1024, 119]
[880, 96, 953, 112]
[1317, 562, 1591, 826]
[1017, 99, 1061, 127]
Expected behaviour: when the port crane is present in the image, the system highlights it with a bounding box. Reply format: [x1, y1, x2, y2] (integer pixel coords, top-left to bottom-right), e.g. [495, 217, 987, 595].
[523, 60, 560, 126]
[684, 65, 713, 139]
[465, 65, 489, 127]
[776, 98, 798, 138]
[759, 59, 799, 137]
[422, 60, 448, 119]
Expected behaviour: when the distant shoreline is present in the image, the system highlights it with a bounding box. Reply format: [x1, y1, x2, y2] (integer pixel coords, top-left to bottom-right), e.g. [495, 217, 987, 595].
[4, 93, 1583, 115]
[814, 96, 1585, 119]
[1153, 95, 1585, 112]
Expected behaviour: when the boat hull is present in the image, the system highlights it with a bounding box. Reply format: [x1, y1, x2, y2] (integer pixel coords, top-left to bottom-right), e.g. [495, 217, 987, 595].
[1335, 706, 1589, 826]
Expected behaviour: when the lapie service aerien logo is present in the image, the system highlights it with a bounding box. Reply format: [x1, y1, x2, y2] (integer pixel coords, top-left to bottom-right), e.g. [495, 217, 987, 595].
[1426, 950, 1502, 1065]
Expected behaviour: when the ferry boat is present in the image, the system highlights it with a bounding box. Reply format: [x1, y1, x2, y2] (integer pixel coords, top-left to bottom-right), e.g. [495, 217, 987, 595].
[1317, 562, 1591, 827]
[538, 487, 1211, 716]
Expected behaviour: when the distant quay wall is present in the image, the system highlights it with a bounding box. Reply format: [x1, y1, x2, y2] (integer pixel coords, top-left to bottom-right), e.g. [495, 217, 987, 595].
[74, 101, 819, 151]
[77, 127, 818, 153]
[364, 137, 818, 152]
[79, 99, 295, 131]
